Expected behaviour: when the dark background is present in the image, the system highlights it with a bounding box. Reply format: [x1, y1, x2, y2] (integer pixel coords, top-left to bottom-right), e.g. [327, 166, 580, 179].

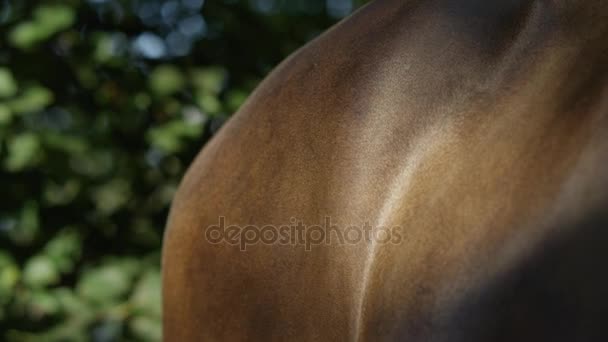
[0, 0, 367, 340]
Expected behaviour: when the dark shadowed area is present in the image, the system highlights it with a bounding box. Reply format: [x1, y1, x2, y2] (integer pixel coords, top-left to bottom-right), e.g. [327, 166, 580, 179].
[430, 211, 608, 342]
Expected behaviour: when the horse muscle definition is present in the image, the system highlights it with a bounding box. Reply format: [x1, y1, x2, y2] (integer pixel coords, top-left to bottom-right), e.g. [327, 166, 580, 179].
[163, 0, 608, 340]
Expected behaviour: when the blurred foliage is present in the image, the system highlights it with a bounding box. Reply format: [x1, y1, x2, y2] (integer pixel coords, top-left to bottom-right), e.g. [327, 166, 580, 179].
[0, 0, 367, 340]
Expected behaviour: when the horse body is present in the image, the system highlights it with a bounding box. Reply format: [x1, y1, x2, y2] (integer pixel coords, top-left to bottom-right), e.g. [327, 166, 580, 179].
[163, 0, 608, 340]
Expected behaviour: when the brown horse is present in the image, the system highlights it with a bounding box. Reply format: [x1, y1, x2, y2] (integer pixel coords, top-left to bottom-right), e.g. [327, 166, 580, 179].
[162, 0, 608, 340]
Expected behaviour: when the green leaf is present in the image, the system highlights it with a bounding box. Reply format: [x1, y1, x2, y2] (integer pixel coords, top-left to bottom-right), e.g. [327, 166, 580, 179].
[226, 89, 249, 112]
[0, 68, 18, 98]
[91, 179, 131, 215]
[133, 92, 151, 110]
[196, 92, 222, 115]
[8, 201, 40, 245]
[34, 5, 76, 33]
[23, 255, 60, 288]
[44, 229, 82, 274]
[28, 290, 62, 316]
[77, 259, 139, 306]
[0, 252, 20, 305]
[43, 133, 88, 154]
[94, 33, 118, 63]
[147, 119, 203, 153]
[10, 5, 75, 49]
[129, 316, 162, 342]
[54, 287, 91, 316]
[44, 180, 81, 206]
[5, 133, 42, 171]
[75, 65, 98, 89]
[9, 288, 93, 341]
[130, 269, 161, 318]
[9, 21, 45, 49]
[9, 86, 53, 113]
[149, 65, 185, 96]
[69, 149, 114, 178]
[0, 104, 12, 125]
[9, 85, 54, 113]
[191, 67, 227, 95]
